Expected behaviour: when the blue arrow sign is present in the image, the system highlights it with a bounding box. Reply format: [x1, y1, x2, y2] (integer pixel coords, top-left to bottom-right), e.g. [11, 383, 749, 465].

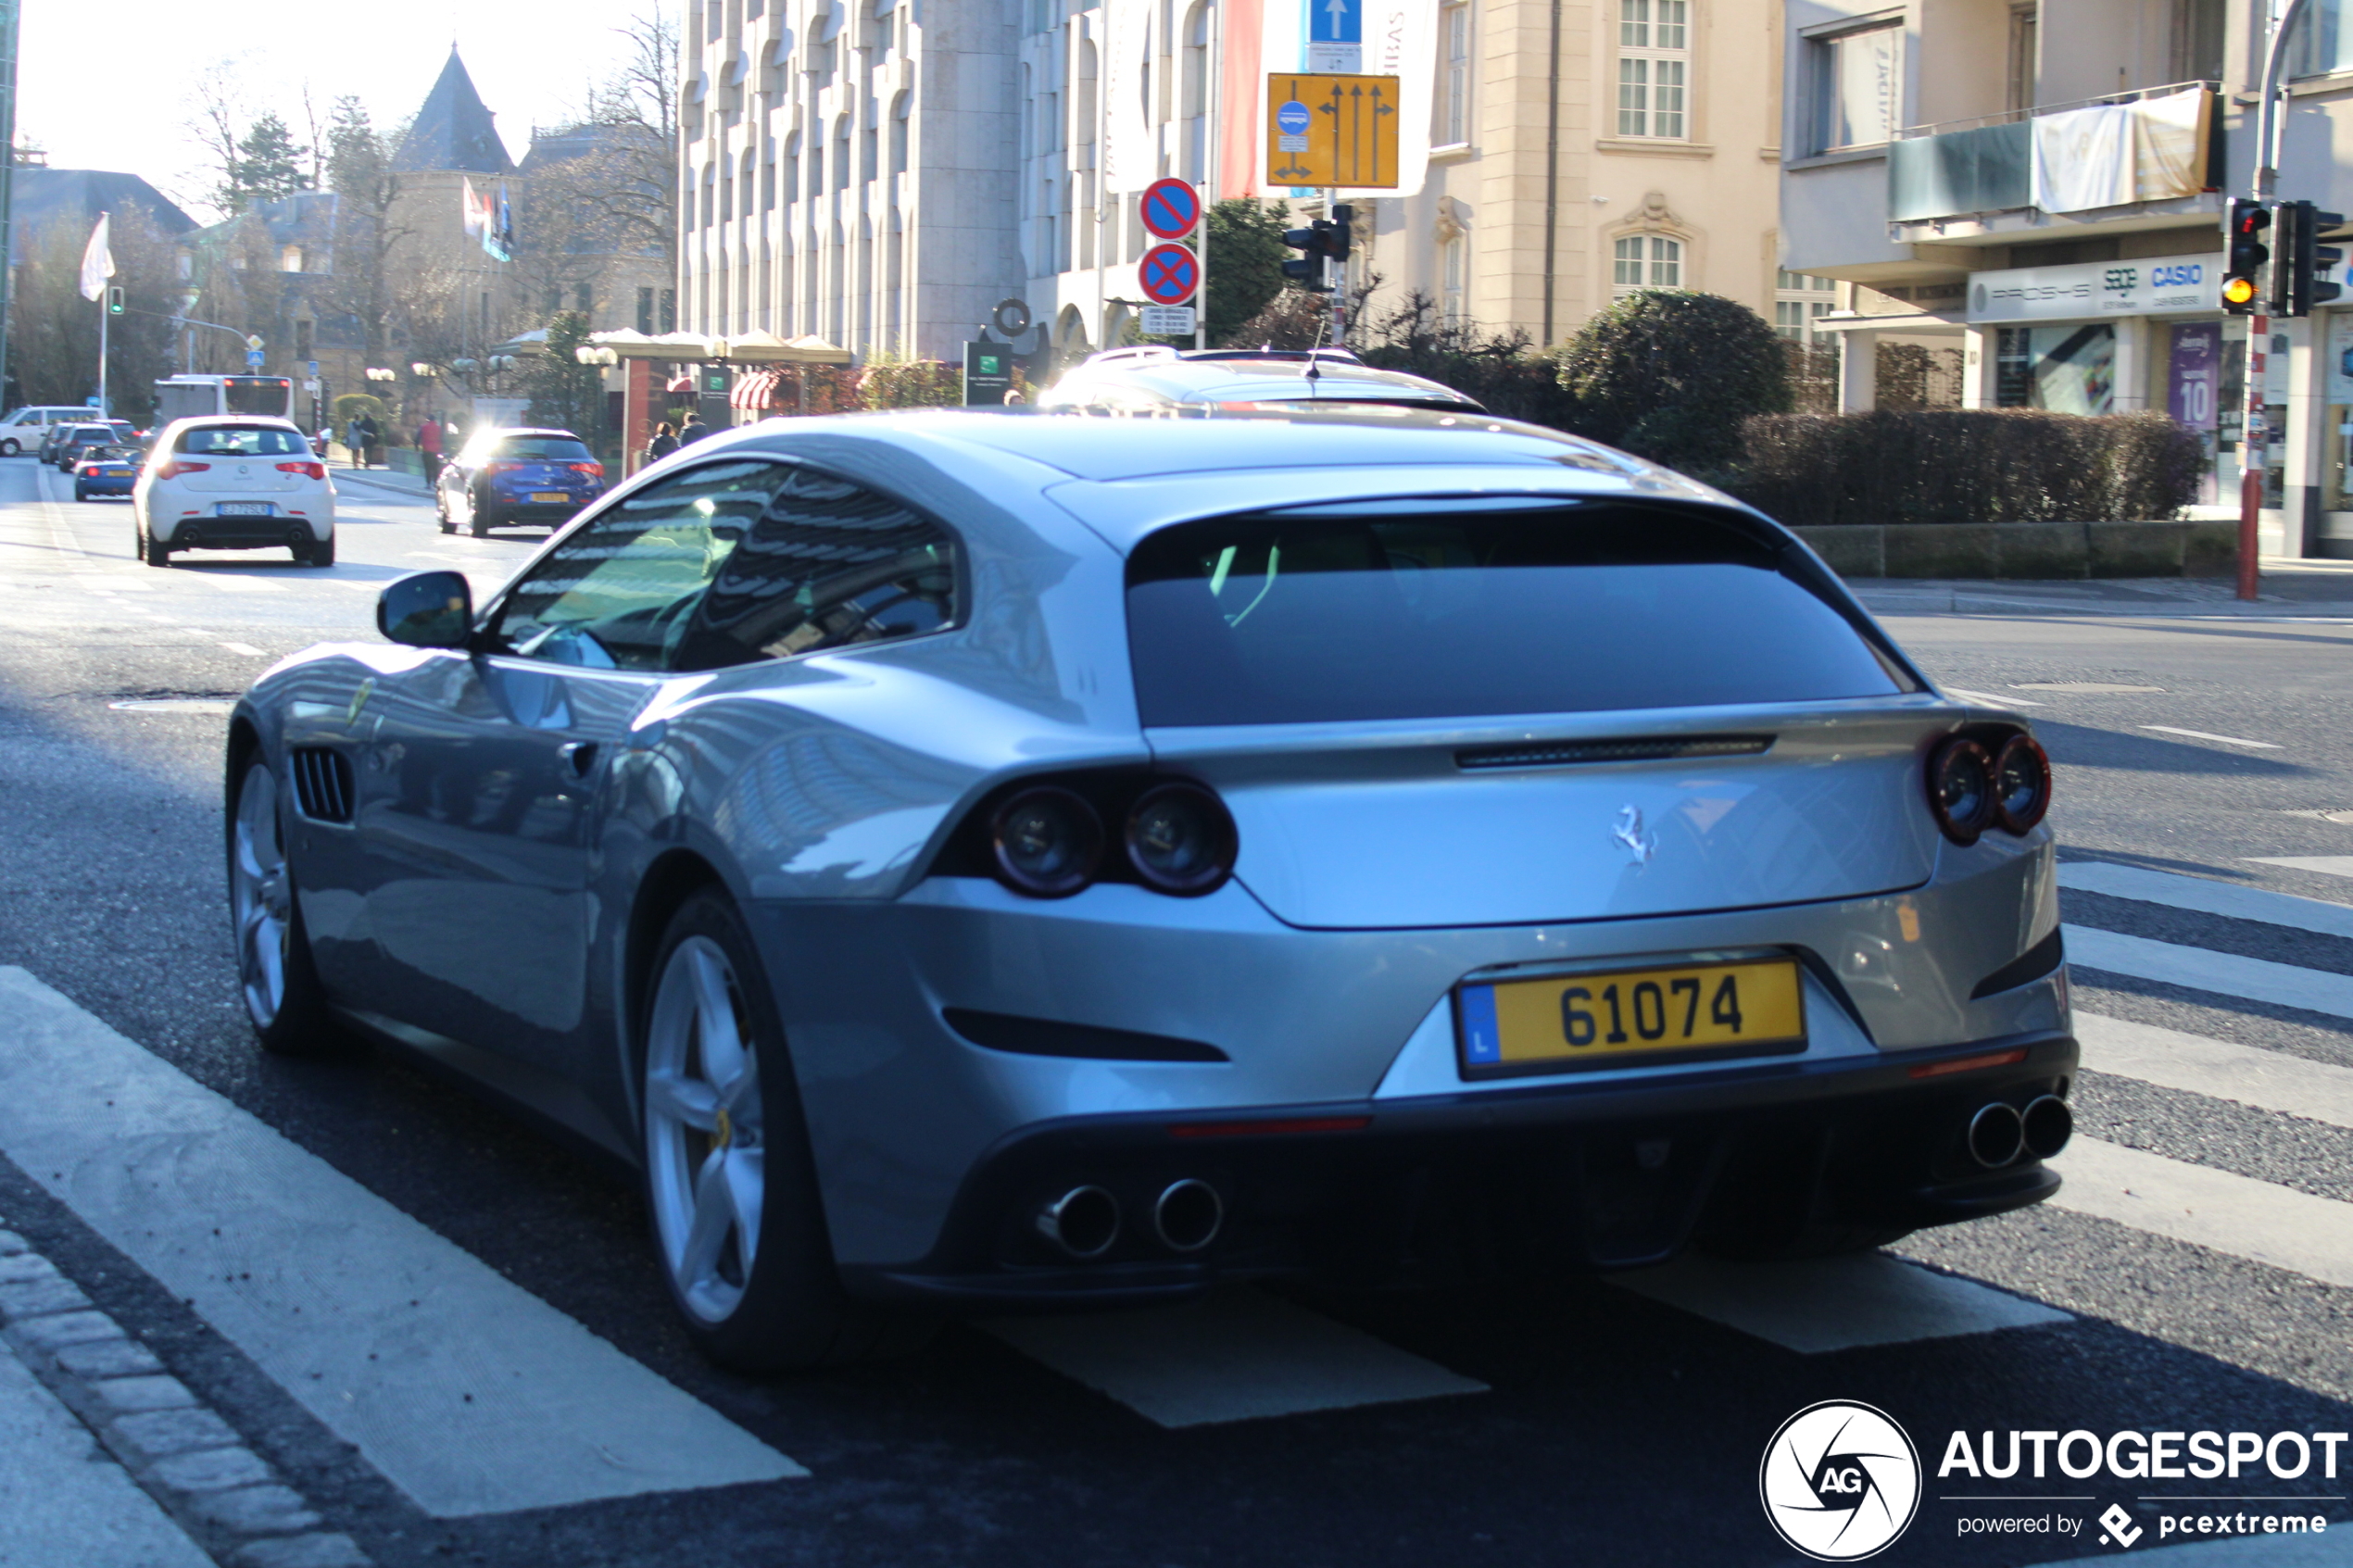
[1310, 0, 1359, 44]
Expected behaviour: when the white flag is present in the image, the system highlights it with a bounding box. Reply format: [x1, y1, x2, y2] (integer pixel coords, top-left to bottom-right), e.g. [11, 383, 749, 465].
[460, 177, 485, 238]
[78, 213, 114, 302]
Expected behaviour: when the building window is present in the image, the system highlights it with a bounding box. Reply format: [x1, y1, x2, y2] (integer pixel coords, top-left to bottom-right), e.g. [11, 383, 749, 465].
[638, 286, 656, 333]
[785, 132, 801, 203]
[1774, 270, 1836, 340]
[869, 0, 894, 54]
[762, 142, 776, 210]
[661, 288, 676, 332]
[835, 116, 851, 192]
[700, 166, 716, 228]
[890, 92, 910, 173]
[2007, 4, 2038, 112]
[1182, 4, 1208, 179]
[1441, 2, 1471, 146]
[1812, 21, 1903, 151]
[1441, 234, 1467, 323]
[1613, 234, 1683, 294]
[295, 320, 312, 358]
[575, 283, 595, 316]
[862, 114, 878, 182]
[1617, 0, 1689, 138]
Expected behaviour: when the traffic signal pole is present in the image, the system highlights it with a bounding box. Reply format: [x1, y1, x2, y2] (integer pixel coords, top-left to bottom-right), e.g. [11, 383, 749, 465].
[2242, 0, 2316, 600]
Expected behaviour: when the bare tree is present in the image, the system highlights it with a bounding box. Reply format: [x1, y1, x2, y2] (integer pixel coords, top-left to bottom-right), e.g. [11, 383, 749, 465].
[563, 6, 682, 285]
[324, 98, 410, 369]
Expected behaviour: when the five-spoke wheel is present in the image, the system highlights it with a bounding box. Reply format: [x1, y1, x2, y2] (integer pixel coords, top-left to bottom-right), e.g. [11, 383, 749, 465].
[645, 934, 769, 1325]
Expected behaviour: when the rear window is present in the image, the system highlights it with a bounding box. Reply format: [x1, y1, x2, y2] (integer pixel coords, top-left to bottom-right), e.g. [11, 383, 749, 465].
[177, 425, 307, 457]
[497, 436, 593, 462]
[223, 379, 290, 415]
[1125, 501, 1913, 726]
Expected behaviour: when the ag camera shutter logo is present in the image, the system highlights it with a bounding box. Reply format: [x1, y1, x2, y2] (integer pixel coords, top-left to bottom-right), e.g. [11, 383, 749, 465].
[1760, 1400, 1922, 1561]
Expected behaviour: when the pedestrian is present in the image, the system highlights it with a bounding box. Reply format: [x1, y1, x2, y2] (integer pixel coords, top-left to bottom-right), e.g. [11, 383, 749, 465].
[417, 413, 444, 484]
[677, 411, 708, 445]
[358, 413, 381, 469]
[646, 421, 678, 464]
[343, 414, 365, 466]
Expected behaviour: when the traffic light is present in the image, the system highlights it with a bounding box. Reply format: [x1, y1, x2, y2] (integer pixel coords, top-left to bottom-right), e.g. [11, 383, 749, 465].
[1281, 218, 1339, 293]
[2273, 199, 2347, 317]
[2223, 198, 2270, 315]
[106, 285, 123, 316]
[1327, 203, 1354, 265]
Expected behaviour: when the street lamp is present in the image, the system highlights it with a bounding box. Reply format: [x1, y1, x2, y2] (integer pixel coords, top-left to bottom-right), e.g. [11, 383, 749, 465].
[409, 361, 434, 377]
[362, 367, 396, 383]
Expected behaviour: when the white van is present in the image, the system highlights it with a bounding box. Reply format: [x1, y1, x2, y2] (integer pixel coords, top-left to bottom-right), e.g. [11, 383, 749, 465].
[0, 406, 105, 458]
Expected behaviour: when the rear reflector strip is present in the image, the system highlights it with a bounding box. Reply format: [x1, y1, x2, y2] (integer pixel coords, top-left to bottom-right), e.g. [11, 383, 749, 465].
[1907, 1047, 2029, 1079]
[1168, 1116, 1372, 1139]
[1456, 734, 1775, 771]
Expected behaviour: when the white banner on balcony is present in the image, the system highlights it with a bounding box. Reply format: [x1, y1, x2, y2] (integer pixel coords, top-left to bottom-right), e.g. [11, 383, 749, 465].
[2031, 88, 2210, 214]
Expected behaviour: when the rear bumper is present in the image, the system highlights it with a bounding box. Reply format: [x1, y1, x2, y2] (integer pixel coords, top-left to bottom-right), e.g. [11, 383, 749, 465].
[165, 513, 331, 547]
[488, 491, 597, 520]
[838, 1028, 2076, 1310]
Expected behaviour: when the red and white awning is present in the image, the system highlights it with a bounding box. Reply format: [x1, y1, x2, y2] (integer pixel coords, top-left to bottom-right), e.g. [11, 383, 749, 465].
[729, 368, 783, 411]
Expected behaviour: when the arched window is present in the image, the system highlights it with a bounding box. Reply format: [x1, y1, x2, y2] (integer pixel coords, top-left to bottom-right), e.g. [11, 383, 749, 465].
[862, 98, 879, 181]
[1612, 233, 1684, 295]
[1180, 5, 1208, 182]
[784, 132, 801, 205]
[834, 115, 851, 192]
[889, 91, 911, 173]
[1441, 233, 1468, 324]
[738, 148, 756, 221]
[700, 165, 717, 229]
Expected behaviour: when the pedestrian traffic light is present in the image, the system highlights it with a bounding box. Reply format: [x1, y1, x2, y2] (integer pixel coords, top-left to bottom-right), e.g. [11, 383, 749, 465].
[2273, 199, 2347, 317]
[2224, 200, 2271, 314]
[1281, 218, 1339, 293]
[106, 285, 123, 316]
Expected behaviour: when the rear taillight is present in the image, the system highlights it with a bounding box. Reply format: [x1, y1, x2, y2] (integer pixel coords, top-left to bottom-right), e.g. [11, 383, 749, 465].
[1124, 783, 1238, 896]
[157, 459, 210, 479]
[1993, 734, 2052, 834]
[275, 461, 327, 480]
[1929, 729, 2050, 845]
[970, 774, 1239, 898]
[989, 786, 1104, 897]
[568, 462, 603, 479]
[483, 461, 513, 476]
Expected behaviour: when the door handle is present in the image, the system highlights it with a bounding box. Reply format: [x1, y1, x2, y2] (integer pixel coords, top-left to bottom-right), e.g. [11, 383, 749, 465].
[559, 741, 600, 778]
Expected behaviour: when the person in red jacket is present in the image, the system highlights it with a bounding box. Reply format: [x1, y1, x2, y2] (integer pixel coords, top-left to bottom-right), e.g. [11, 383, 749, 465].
[416, 414, 445, 484]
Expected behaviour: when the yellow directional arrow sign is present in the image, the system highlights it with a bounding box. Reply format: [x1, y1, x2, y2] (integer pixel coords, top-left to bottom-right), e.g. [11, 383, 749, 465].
[1265, 73, 1401, 188]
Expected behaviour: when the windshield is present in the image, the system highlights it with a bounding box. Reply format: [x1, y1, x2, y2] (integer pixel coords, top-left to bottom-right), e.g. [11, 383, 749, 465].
[1125, 501, 1914, 727]
[495, 436, 594, 462]
[177, 425, 308, 457]
[223, 379, 292, 416]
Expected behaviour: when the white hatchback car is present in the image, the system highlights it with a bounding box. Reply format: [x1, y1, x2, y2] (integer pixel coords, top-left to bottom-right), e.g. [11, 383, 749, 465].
[136, 417, 336, 568]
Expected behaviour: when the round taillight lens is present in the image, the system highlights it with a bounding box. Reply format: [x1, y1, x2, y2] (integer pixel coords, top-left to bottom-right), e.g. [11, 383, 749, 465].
[1124, 782, 1238, 896]
[989, 786, 1104, 897]
[1928, 738, 1995, 846]
[1993, 733, 2052, 835]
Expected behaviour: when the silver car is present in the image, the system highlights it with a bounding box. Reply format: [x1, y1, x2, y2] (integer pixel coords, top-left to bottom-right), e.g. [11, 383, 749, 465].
[1038, 345, 1486, 415]
[224, 409, 2072, 1370]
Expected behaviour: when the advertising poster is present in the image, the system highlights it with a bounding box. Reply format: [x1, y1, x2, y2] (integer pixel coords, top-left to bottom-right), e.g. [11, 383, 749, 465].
[2170, 321, 2222, 506]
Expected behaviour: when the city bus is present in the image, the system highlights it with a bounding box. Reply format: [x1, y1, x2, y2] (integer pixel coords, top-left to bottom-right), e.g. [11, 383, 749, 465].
[152, 375, 298, 425]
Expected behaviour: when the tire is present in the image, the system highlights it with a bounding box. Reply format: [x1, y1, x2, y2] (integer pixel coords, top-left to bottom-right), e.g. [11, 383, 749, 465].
[142, 529, 172, 568]
[0, 439, 17, 457]
[74, 485, 89, 501]
[639, 890, 932, 1370]
[301, 534, 335, 567]
[469, 494, 497, 538]
[227, 758, 358, 1059]
[435, 491, 455, 534]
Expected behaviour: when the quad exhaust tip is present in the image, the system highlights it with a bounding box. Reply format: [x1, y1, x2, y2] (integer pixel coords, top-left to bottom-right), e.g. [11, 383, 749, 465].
[1037, 1185, 1120, 1259]
[2020, 1094, 2073, 1160]
[1151, 1179, 1224, 1253]
[1967, 1101, 2026, 1170]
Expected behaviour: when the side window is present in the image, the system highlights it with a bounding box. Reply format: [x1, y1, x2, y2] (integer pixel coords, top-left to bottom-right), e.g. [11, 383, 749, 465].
[670, 466, 959, 671]
[492, 460, 797, 671]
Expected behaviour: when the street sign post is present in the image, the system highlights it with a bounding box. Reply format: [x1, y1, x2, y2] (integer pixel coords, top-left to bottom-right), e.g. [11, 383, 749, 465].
[246, 349, 265, 368]
[1140, 177, 1202, 240]
[1266, 74, 1401, 188]
[963, 341, 1013, 406]
[1307, 0, 1362, 72]
[1139, 243, 1201, 306]
[1139, 305, 1197, 336]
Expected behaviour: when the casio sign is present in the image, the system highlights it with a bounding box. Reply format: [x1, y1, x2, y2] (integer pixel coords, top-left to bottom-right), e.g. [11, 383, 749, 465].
[2151, 263, 2205, 287]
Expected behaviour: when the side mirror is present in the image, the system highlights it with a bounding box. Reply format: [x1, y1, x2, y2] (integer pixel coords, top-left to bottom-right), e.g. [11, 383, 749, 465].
[377, 571, 473, 648]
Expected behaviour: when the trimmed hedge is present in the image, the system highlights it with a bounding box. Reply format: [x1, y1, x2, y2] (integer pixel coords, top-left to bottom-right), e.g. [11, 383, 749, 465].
[1730, 408, 2208, 528]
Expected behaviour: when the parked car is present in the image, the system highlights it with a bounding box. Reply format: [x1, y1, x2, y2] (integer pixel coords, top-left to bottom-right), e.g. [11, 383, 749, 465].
[1038, 346, 1488, 416]
[0, 405, 107, 458]
[434, 427, 605, 536]
[224, 408, 2069, 1372]
[72, 444, 143, 501]
[49, 421, 136, 470]
[135, 416, 335, 567]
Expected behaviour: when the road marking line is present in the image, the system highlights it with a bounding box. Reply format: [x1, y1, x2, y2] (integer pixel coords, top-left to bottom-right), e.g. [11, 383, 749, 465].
[1942, 686, 2045, 708]
[2248, 856, 2353, 882]
[2139, 725, 2282, 748]
[217, 642, 266, 657]
[0, 1341, 213, 1567]
[2076, 1012, 2353, 1131]
[2063, 925, 2353, 1021]
[984, 1286, 1485, 1428]
[2060, 862, 2353, 941]
[1609, 1253, 2068, 1353]
[0, 967, 803, 1515]
[2049, 1135, 2353, 1289]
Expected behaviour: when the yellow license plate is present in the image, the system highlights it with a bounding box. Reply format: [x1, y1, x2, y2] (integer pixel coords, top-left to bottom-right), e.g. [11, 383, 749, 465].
[531, 491, 571, 503]
[1457, 957, 1806, 1077]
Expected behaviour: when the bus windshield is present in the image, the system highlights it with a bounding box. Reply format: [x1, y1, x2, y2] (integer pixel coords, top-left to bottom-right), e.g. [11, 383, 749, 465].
[223, 378, 292, 417]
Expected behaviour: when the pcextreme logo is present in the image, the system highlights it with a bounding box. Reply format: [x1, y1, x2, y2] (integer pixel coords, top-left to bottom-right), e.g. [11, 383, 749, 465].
[1761, 1400, 1924, 1561]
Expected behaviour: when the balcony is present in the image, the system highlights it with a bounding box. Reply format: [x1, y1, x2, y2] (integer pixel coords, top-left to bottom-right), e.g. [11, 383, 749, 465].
[1886, 82, 2221, 228]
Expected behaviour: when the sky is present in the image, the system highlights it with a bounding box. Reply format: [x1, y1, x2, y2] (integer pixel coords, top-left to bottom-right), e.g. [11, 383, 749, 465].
[19, 0, 658, 220]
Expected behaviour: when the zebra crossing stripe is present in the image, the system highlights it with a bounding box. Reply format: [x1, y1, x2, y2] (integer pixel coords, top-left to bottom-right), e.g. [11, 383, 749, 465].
[0, 968, 803, 1516]
[2060, 862, 2353, 942]
[2076, 1012, 2353, 1131]
[2062, 926, 2353, 1022]
[2048, 1137, 2353, 1290]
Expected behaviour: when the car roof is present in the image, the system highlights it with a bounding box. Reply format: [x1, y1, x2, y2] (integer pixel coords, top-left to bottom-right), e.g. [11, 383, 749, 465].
[163, 414, 302, 428]
[1046, 349, 1482, 409]
[472, 428, 583, 442]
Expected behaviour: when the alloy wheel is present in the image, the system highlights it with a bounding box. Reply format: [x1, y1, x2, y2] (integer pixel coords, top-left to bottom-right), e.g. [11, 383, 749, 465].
[644, 935, 766, 1323]
[229, 762, 292, 1030]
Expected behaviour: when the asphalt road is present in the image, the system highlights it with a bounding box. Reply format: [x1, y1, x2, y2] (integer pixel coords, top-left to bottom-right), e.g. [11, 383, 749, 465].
[0, 456, 2347, 1568]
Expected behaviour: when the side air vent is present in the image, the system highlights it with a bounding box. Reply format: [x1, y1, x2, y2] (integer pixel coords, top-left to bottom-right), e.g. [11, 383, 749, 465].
[288, 746, 354, 823]
[1456, 734, 1775, 771]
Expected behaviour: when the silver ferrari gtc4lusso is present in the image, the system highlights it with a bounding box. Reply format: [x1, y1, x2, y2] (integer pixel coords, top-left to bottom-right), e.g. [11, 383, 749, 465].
[224, 409, 2070, 1368]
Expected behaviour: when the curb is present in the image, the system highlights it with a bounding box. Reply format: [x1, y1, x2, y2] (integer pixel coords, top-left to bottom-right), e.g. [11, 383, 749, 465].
[0, 1222, 370, 1568]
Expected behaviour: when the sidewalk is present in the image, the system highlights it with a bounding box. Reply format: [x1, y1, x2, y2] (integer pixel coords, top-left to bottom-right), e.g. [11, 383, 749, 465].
[1850, 558, 2353, 619]
[330, 461, 430, 501]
